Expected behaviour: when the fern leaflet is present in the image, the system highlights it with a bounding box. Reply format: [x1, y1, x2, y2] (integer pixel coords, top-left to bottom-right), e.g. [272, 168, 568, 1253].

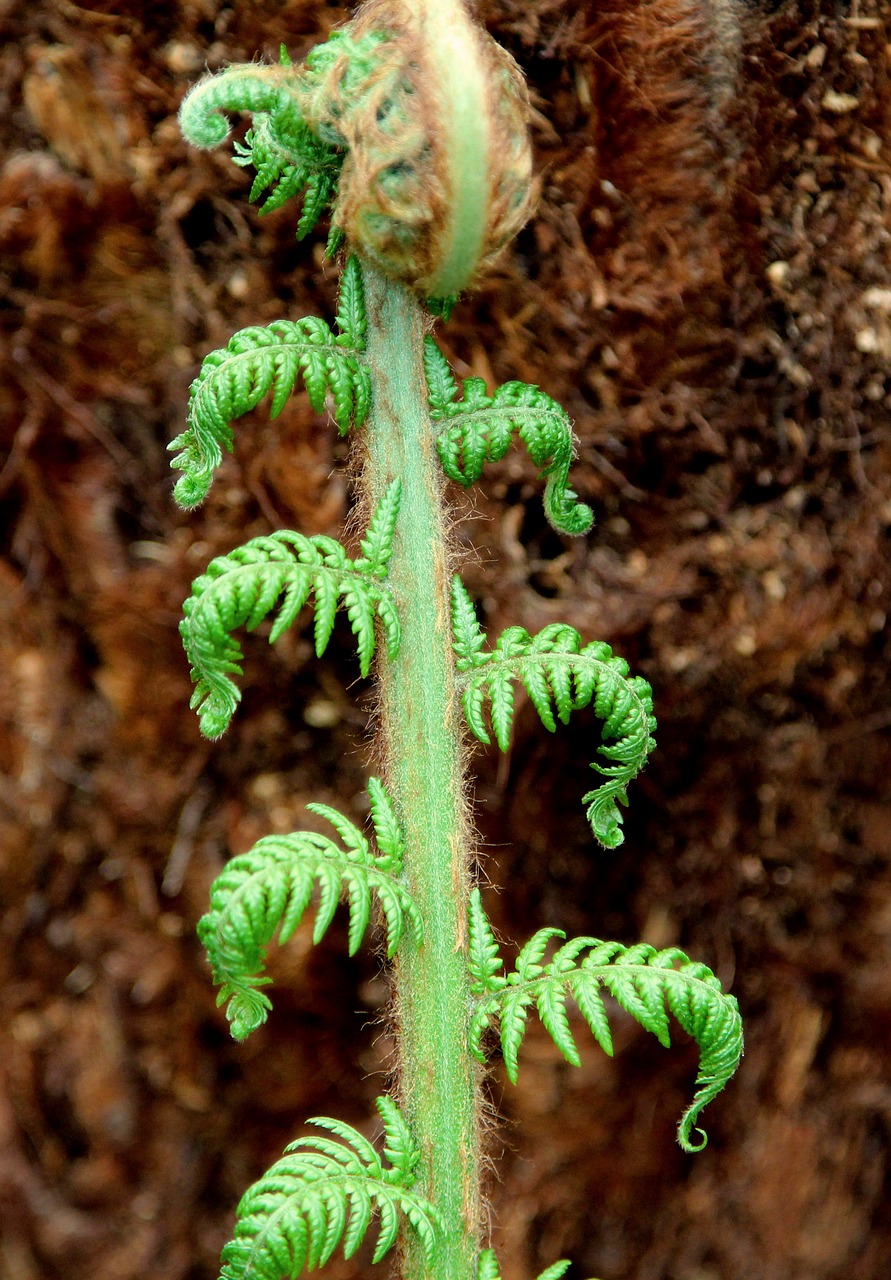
[219, 1096, 442, 1280]
[468, 891, 743, 1153]
[477, 1251, 576, 1280]
[424, 338, 593, 536]
[181, 482, 401, 739]
[468, 886, 504, 991]
[178, 27, 396, 249]
[451, 578, 656, 848]
[169, 256, 370, 508]
[198, 778, 420, 1040]
[232, 110, 342, 239]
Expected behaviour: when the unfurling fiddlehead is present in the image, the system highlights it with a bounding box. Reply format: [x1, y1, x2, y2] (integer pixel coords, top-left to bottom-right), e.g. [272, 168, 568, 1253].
[230, 46, 346, 244]
[199, 778, 421, 1040]
[218, 1095, 442, 1280]
[451, 577, 656, 848]
[177, 2, 533, 300]
[181, 480, 401, 738]
[177, 33, 383, 245]
[302, 0, 533, 298]
[468, 891, 743, 1153]
[168, 255, 369, 508]
[425, 338, 593, 536]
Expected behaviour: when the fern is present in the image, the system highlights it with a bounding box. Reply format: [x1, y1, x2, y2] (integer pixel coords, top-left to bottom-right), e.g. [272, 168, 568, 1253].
[468, 891, 743, 1153]
[177, 35, 365, 238]
[198, 778, 421, 1040]
[451, 578, 656, 848]
[477, 1250, 578, 1280]
[181, 481, 401, 738]
[179, 58, 308, 153]
[233, 114, 343, 242]
[178, 27, 396, 253]
[179, 48, 344, 250]
[169, 256, 370, 508]
[175, 16, 744, 1274]
[424, 338, 593, 536]
[219, 1095, 442, 1280]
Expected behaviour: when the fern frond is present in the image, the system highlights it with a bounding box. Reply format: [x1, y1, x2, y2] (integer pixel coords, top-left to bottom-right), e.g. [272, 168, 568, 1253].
[468, 890, 505, 991]
[198, 779, 420, 1040]
[179, 40, 347, 239]
[179, 28, 396, 249]
[476, 1250, 574, 1280]
[232, 111, 342, 235]
[219, 1096, 442, 1279]
[180, 483, 401, 739]
[354, 474, 401, 575]
[477, 1250, 501, 1280]
[424, 338, 593, 536]
[179, 60, 308, 153]
[367, 776, 404, 868]
[333, 254, 367, 350]
[467, 892, 743, 1154]
[535, 1265, 573, 1280]
[451, 578, 656, 848]
[169, 257, 370, 508]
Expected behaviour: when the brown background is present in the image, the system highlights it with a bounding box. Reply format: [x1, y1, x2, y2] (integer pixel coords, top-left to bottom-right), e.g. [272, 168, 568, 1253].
[1, 1, 890, 1278]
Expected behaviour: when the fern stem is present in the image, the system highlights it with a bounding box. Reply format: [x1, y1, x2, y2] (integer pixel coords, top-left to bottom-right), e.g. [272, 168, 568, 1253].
[361, 261, 480, 1280]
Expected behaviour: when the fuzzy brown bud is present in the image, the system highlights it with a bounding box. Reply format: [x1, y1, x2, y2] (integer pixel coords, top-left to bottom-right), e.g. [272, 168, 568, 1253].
[303, 0, 534, 298]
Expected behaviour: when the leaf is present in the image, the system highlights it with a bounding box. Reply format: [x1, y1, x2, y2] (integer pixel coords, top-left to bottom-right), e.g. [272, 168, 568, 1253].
[469, 899, 743, 1153]
[367, 776, 404, 869]
[536, 980, 580, 1068]
[237, 117, 341, 231]
[423, 336, 459, 415]
[477, 1249, 501, 1280]
[197, 781, 421, 1039]
[536, 1265, 573, 1280]
[499, 987, 534, 1082]
[355, 478, 402, 575]
[169, 260, 370, 508]
[515, 926, 565, 980]
[425, 337, 593, 535]
[569, 967, 614, 1057]
[377, 1094, 419, 1182]
[218, 1098, 442, 1280]
[451, 579, 657, 848]
[476, 1251, 575, 1280]
[451, 576, 489, 671]
[181, 484, 401, 739]
[467, 889, 504, 992]
[178, 40, 349, 237]
[334, 253, 367, 349]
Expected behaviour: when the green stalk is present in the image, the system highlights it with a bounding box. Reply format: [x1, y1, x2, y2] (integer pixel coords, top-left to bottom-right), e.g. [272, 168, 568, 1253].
[362, 262, 480, 1280]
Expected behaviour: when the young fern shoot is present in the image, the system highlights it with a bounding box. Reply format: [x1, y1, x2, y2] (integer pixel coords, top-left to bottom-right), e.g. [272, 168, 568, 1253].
[172, 2, 743, 1277]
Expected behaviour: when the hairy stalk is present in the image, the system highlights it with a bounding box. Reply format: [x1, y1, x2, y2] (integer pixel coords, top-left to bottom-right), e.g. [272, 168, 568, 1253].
[362, 262, 479, 1280]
